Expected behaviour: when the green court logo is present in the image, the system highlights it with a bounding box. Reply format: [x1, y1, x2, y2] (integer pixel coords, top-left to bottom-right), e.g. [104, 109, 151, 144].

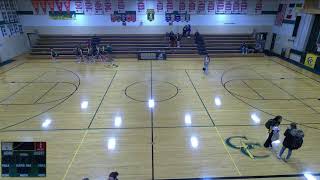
[225, 136, 270, 159]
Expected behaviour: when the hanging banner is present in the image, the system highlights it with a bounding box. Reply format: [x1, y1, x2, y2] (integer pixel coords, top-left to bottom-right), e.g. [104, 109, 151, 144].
[64, 0, 71, 14]
[147, 9, 155, 21]
[39, 0, 47, 14]
[225, 0, 232, 14]
[197, 0, 205, 13]
[48, 0, 54, 13]
[165, 13, 172, 22]
[137, 0, 145, 12]
[157, 0, 163, 12]
[208, 0, 214, 13]
[84, 0, 93, 14]
[255, 0, 262, 14]
[232, 0, 240, 14]
[32, 0, 40, 15]
[179, 0, 186, 12]
[0, 25, 8, 37]
[117, 0, 125, 12]
[189, 0, 196, 13]
[240, 0, 247, 14]
[111, 11, 136, 23]
[275, 4, 286, 26]
[0, 1, 5, 11]
[94, 0, 103, 14]
[104, 0, 112, 13]
[216, 0, 224, 14]
[174, 14, 181, 22]
[285, 3, 295, 20]
[2, 12, 9, 23]
[166, 0, 173, 13]
[75, 0, 84, 13]
[55, 0, 63, 13]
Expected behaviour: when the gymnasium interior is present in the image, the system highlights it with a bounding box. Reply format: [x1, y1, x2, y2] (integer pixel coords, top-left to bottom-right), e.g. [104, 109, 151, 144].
[0, 0, 320, 179]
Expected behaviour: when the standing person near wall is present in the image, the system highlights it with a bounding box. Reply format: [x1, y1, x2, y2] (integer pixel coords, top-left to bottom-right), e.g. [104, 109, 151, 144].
[75, 44, 84, 63]
[50, 48, 58, 62]
[277, 123, 304, 161]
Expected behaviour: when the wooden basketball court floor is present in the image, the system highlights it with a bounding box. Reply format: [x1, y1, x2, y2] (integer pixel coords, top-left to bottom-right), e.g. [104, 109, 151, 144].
[0, 56, 320, 180]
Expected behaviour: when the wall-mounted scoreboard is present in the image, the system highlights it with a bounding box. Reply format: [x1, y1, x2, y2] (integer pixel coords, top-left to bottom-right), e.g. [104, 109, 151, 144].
[1, 142, 46, 177]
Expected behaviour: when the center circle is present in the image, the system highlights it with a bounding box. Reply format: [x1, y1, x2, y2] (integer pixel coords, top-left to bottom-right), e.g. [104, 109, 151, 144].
[125, 80, 179, 102]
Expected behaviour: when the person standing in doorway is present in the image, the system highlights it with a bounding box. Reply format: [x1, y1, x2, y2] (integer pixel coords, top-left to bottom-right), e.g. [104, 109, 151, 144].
[277, 123, 304, 161]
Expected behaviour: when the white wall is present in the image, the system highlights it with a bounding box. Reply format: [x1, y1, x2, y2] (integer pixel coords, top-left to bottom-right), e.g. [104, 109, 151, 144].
[0, 34, 30, 62]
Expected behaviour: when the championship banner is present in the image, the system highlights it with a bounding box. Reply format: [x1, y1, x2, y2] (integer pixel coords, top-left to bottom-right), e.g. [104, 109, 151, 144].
[2, 12, 9, 23]
[255, 0, 262, 14]
[208, 0, 214, 13]
[104, 0, 112, 13]
[84, 0, 93, 14]
[55, 0, 63, 13]
[197, 0, 205, 13]
[166, 0, 173, 13]
[0, 0, 5, 11]
[137, 0, 145, 12]
[304, 53, 318, 69]
[174, 14, 181, 22]
[18, 24, 23, 34]
[275, 4, 286, 26]
[49, 11, 76, 19]
[39, 0, 47, 14]
[94, 0, 103, 14]
[0, 25, 8, 37]
[147, 9, 154, 21]
[48, 0, 54, 13]
[165, 13, 171, 22]
[157, 0, 163, 12]
[225, 0, 232, 14]
[240, 0, 247, 14]
[179, 0, 185, 12]
[75, 0, 84, 13]
[111, 11, 136, 23]
[189, 0, 196, 13]
[285, 3, 295, 20]
[232, 0, 240, 14]
[14, 23, 19, 34]
[64, 0, 71, 14]
[32, 0, 39, 15]
[8, 11, 13, 23]
[117, 0, 125, 12]
[9, 0, 15, 10]
[216, 0, 224, 14]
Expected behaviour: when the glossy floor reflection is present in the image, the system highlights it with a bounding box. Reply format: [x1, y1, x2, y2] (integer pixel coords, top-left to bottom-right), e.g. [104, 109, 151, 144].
[0, 56, 320, 180]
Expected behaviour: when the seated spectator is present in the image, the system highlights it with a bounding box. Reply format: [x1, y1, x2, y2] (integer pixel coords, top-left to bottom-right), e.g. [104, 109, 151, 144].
[169, 31, 176, 47]
[108, 171, 119, 180]
[50, 48, 58, 61]
[176, 33, 182, 47]
[240, 42, 248, 54]
[187, 24, 191, 38]
[182, 25, 188, 37]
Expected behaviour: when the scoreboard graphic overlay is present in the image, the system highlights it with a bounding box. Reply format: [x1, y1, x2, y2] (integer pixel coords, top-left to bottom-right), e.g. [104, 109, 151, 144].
[1, 142, 46, 177]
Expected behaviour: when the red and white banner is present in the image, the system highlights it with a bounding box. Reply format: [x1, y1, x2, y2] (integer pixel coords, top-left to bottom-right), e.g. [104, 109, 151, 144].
[189, 0, 196, 13]
[216, 0, 224, 14]
[179, 0, 185, 12]
[94, 0, 103, 14]
[166, 0, 173, 13]
[197, 0, 205, 13]
[64, 0, 70, 14]
[39, 0, 46, 14]
[32, 0, 39, 15]
[55, 0, 63, 13]
[157, 0, 163, 12]
[48, 0, 54, 13]
[137, 0, 145, 12]
[240, 0, 247, 14]
[75, 0, 84, 13]
[255, 0, 262, 14]
[104, 0, 112, 13]
[117, 0, 125, 12]
[85, 0, 93, 14]
[208, 0, 214, 12]
[233, 0, 240, 14]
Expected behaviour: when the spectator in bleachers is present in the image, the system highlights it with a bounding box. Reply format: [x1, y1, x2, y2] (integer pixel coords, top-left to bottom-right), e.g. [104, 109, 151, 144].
[240, 42, 248, 55]
[169, 31, 176, 47]
[182, 25, 188, 37]
[187, 24, 191, 38]
[50, 48, 58, 62]
[176, 33, 182, 47]
[74, 44, 84, 63]
[108, 171, 119, 180]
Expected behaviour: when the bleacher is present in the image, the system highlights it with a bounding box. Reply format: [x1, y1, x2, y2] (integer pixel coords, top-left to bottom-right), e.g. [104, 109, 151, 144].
[29, 34, 263, 59]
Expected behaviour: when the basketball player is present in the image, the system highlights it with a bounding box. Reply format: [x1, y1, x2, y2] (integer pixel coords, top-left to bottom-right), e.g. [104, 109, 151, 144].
[203, 54, 210, 74]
